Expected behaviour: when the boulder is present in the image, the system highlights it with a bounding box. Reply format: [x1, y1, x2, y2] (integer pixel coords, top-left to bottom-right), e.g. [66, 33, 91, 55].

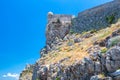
[109, 70, 120, 80]
[106, 47, 120, 72]
[90, 75, 99, 80]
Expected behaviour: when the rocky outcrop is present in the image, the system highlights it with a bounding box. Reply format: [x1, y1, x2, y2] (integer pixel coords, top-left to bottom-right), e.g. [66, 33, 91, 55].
[19, 0, 120, 80]
[32, 43, 120, 80]
[19, 64, 34, 80]
[40, 12, 74, 57]
[46, 18, 71, 49]
[32, 28, 120, 80]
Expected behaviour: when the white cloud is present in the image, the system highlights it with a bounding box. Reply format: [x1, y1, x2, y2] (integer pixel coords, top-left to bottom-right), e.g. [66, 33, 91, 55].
[2, 73, 19, 80]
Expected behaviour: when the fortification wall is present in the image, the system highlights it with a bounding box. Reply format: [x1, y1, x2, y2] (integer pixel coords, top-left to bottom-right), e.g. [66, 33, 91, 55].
[72, 0, 120, 33]
[48, 12, 73, 23]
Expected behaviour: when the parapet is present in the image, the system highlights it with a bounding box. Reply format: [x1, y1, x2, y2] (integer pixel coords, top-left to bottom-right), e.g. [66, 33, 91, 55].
[47, 11, 74, 23]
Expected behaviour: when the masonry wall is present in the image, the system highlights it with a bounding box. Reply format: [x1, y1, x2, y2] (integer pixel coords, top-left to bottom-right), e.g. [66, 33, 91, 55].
[48, 14, 73, 23]
[72, 0, 120, 33]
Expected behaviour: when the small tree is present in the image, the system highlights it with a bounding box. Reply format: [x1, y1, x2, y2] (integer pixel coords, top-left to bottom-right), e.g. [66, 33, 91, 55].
[57, 18, 61, 23]
[106, 14, 115, 24]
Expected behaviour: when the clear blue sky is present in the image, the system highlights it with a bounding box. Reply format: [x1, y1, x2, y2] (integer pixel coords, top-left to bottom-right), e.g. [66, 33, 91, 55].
[0, 0, 112, 80]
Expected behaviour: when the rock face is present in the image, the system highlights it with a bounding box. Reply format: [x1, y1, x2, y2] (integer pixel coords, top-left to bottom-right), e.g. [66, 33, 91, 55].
[32, 45, 120, 80]
[46, 15, 72, 49]
[106, 47, 120, 73]
[41, 12, 73, 56]
[19, 64, 34, 80]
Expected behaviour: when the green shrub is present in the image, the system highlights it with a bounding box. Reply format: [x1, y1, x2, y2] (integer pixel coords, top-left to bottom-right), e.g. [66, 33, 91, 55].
[57, 18, 61, 23]
[36, 78, 40, 80]
[69, 29, 75, 34]
[56, 77, 60, 80]
[106, 14, 115, 24]
[71, 20, 74, 25]
[82, 31, 87, 35]
[109, 36, 120, 47]
[90, 29, 97, 34]
[101, 48, 108, 53]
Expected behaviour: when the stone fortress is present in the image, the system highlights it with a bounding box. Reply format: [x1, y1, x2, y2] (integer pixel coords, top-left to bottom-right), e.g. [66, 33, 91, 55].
[19, 0, 120, 80]
[44, 0, 120, 55]
[72, 0, 120, 33]
[47, 0, 120, 34]
[45, 0, 120, 50]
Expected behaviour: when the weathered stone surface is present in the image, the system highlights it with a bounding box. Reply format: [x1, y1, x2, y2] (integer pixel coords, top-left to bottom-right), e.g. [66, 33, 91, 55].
[33, 46, 120, 80]
[46, 13, 73, 48]
[90, 75, 99, 80]
[90, 75, 112, 80]
[105, 47, 120, 73]
[19, 64, 34, 80]
[74, 38, 81, 43]
[109, 70, 120, 77]
[107, 36, 120, 48]
[109, 70, 120, 80]
[72, 1, 120, 33]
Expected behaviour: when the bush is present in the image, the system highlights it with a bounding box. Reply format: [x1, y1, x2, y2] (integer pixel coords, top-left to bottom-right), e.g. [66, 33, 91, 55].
[36, 78, 40, 80]
[57, 18, 61, 23]
[90, 29, 97, 34]
[106, 14, 115, 24]
[69, 29, 75, 34]
[56, 77, 60, 80]
[108, 36, 120, 47]
[101, 48, 108, 53]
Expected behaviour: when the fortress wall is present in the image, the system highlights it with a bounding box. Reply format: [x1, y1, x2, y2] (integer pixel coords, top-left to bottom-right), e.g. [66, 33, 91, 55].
[72, 1, 120, 33]
[48, 14, 73, 23]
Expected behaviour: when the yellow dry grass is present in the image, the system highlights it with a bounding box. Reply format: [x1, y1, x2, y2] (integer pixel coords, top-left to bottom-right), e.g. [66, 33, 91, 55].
[41, 22, 120, 66]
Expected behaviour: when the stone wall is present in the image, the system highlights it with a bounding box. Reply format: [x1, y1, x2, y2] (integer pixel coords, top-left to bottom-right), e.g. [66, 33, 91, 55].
[48, 12, 73, 23]
[72, 0, 120, 33]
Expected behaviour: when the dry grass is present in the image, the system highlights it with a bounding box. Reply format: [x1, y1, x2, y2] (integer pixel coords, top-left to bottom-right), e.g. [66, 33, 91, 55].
[98, 73, 105, 79]
[41, 22, 120, 66]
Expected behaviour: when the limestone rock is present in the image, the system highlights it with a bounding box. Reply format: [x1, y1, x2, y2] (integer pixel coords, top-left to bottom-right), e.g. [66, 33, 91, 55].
[106, 47, 120, 72]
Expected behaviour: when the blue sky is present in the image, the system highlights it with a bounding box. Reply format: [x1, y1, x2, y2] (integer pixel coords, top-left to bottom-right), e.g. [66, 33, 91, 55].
[0, 0, 112, 80]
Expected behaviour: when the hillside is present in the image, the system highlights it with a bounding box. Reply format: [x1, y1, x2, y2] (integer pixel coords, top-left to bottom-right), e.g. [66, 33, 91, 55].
[19, 0, 120, 80]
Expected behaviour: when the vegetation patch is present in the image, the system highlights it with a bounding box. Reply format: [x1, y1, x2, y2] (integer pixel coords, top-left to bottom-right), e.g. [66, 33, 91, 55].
[90, 29, 97, 34]
[69, 29, 75, 34]
[36, 78, 40, 80]
[101, 48, 108, 53]
[98, 73, 105, 79]
[109, 36, 120, 47]
[42, 21, 120, 66]
[56, 77, 60, 80]
[57, 18, 61, 23]
[106, 14, 115, 24]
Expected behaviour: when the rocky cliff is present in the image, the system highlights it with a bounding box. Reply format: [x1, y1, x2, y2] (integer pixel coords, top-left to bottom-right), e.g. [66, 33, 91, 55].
[19, 0, 120, 80]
